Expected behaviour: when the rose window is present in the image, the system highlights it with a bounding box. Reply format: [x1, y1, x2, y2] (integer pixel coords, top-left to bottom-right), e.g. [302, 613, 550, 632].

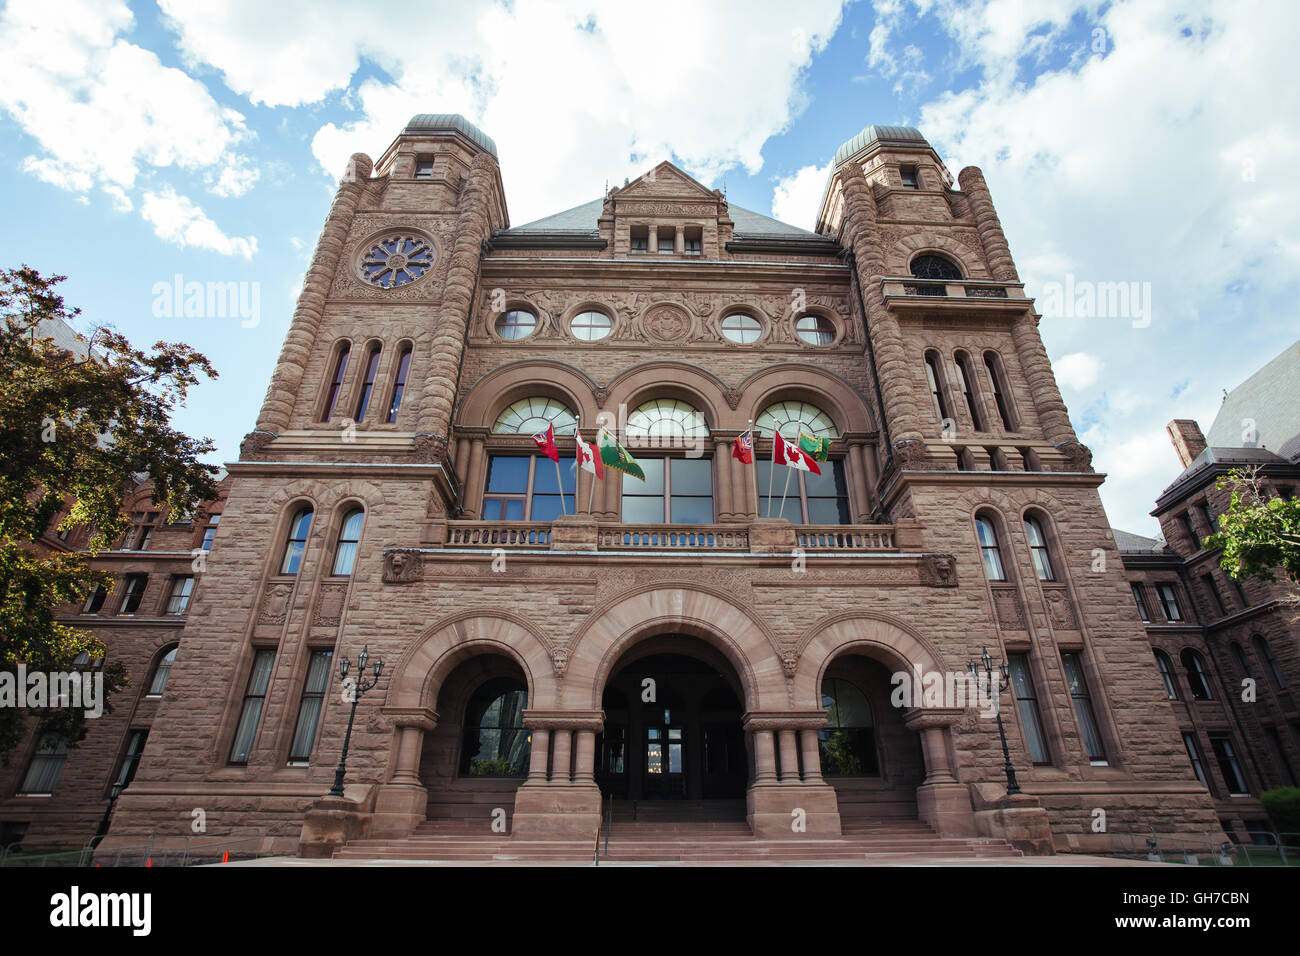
[358, 234, 436, 289]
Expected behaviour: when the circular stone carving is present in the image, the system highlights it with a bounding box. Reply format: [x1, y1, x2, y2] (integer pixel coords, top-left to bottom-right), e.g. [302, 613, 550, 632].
[643, 303, 692, 343]
[356, 232, 436, 289]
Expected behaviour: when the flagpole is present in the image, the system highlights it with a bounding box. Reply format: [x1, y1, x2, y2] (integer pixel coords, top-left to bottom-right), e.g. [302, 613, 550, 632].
[778, 463, 794, 519]
[766, 429, 778, 517]
[747, 419, 758, 519]
[586, 430, 597, 515]
[554, 456, 567, 514]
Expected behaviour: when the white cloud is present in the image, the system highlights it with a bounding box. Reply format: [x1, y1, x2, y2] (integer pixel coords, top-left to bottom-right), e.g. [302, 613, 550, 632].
[159, 0, 847, 224]
[772, 161, 834, 230]
[140, 187, 258, 259]
[101, 184, 133, 212]
[22, 155, 93, 192]
[1054, 352, 1101, 390]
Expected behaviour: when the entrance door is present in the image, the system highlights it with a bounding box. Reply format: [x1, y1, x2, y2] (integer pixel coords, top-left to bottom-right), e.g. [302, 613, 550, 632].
[643, 720, 685, 798]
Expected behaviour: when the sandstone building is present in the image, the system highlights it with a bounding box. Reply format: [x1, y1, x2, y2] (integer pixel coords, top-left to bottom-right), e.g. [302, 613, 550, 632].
[4, 116, 1295, 859]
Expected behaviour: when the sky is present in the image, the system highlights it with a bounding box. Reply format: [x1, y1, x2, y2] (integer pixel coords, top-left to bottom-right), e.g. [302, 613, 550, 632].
[1, 0, 1296, 537]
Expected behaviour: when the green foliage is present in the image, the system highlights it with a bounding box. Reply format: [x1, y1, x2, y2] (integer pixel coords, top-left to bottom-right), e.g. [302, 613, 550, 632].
[0, 265, 220, 757]
[1205, 468, 1300, 585]
[823, 730, 861, 775]
[1260, 787, 1300, 844]
[469, 757, 516, 776]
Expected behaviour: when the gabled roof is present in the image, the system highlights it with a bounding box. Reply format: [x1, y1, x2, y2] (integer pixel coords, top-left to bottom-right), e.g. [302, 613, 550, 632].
[1111, 528, 1166, 554]
[1154, 445, 1291, 512]
[1205, 338, 1300, 461]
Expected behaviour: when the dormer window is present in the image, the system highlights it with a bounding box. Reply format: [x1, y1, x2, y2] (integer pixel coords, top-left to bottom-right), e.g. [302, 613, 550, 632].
[414, 158, 434, 179]
[900, 165, 920, 189]
[630, 226, 648, 254]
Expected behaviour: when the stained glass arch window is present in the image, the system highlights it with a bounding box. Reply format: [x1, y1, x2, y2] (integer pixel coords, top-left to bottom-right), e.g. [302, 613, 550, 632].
[492, 397, 577, 435]
[910, 253, 963, 281]
[625, 398, 709, 439]
[357, 233, 436, 289]
[755, 401, 839, 440]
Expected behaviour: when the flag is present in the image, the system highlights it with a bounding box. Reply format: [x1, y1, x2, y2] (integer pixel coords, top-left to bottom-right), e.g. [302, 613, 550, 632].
[732, 430, 754, 465]
[798, 431, 832, 463]
[575, 428, 604, 479]
[774, 430, 821, 475]
[597, 427, 645, 481]
[533, 422, 559, 462]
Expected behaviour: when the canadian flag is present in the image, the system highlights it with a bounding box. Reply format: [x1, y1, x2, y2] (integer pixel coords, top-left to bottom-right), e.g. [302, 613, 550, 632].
[574, 428, 604, 478]
[774, 430, 821, 475]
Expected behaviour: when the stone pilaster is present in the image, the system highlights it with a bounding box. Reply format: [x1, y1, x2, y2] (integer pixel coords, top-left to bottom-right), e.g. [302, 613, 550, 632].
[957, 166, 1019, 282]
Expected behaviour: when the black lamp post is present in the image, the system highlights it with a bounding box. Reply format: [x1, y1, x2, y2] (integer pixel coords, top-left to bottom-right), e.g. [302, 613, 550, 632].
[968, 646, 1020, 796]
[329, 645, 383, 798]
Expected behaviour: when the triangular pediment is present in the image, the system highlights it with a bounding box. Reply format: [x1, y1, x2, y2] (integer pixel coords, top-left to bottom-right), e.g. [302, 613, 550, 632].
[615, 161, 720, 202]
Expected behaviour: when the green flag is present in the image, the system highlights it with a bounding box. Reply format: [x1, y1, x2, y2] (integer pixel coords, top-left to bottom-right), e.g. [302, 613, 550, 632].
[597, 428, 645, 481]
[798, 431, 832, 463]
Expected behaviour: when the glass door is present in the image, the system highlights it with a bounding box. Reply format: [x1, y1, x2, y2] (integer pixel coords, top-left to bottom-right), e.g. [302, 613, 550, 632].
[644, 719, 685, 798]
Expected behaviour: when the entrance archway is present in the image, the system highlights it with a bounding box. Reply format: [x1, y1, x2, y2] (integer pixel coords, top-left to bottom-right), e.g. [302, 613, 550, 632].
[597, 635, 747, 803]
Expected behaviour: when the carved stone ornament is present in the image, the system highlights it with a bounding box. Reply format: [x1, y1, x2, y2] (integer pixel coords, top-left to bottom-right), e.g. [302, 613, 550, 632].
[642, 303, 692, 343]
[551, 647, 569, 678]
[313, 583, 347, 627]
[892, 439, 930, 471]
[240, 430, 277, 460]
[1055, 441, 1094, 473]
[781, 651, 800, 679]
[992, 588, 1026, 630]
[412, 432, 449, 463]
[593, 386, 610, 409]
[919, 553, 958, 588]
[723, 387, 743, 411]
[258, 583, 293, 625]
[384, 549, 425, 584]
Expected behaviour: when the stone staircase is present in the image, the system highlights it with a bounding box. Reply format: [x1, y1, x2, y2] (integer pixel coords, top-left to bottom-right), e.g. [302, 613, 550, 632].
[333, 800, 1022, 864]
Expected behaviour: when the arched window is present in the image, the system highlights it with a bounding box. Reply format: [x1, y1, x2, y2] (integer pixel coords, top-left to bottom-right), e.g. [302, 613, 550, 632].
[1253, 635, 1287, 689]
[570, 310, 613, 341]
[1181, 648, 1213, 700]
[794, 314, 836, 345]
[755, 401, 846, 524]
[954, 351, 985, 431]
[331, 509, 364, 576]
[755, 400, 839, 441]
[1023, 515, 1056, 581]
[910, 253, 962, 280]
[492, 397, 577, 435]
[925, 351, 951, 425]
[147, 646, 178, 697]
[280, 507, 313, 575]
[321, 344, 350, 422]
[1229, 642, 1254, 680]
[495, 309, 537, 340]
[983, 351, 1017, 431]
[385, 344, 412, 423]
[1153, 650, 1178, 699]
[818, 677, 877, 775]
[353, 344, 382, 422]
[721, 312, 762, 344]
[625, 398, 709, 440]
[975, 515, 1006, 580]
[460, 678, 530, 776]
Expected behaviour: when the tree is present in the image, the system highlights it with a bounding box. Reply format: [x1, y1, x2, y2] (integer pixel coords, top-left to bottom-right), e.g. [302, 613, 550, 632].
[0, 265, 220, 758]
[1204, 466, 1300, 586]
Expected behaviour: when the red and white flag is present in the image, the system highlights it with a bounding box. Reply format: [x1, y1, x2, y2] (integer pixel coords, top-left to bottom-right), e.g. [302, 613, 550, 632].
[774, 430, 821, 474]
[533, 422, 559, 463]
[732, 430, 754, 465]
[574, 428, 604, 478]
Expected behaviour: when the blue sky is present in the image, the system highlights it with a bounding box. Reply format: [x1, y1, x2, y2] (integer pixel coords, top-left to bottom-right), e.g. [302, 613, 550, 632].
[2, 0, 1297, 536]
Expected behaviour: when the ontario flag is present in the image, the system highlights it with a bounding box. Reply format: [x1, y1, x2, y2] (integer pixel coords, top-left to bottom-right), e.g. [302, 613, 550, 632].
[732, 430, 754, 465]
[774, 430, 821, 475]
[532, 422, 559, 462]
[574, 428, 604, 479]
[597, 427, 645, 481]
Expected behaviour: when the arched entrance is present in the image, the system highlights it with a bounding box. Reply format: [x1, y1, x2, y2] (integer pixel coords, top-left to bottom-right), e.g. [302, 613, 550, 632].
[597, 634, 748, 804]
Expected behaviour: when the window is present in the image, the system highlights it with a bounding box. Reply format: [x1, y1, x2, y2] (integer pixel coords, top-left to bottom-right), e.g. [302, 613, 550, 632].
[657, 228, 675, 254]
[148, 647, 178, 697]
[622, 458, 713, 524]
[900, 165, 919, 189]
[321, 344, 350, 421]
[570, 310, 613, 342]
[19, 734, 69, 795]
[385, 345, 412, 423]
[229, 650, 276, 765]
[1153, 650, 1178, 698]
[1062, 652, 1107, 763]
[625, 398, 709, 443]
[482, 455, 576, 522]
[1253, 635, 1286, 689]
[1023, 516, 1056, 581]
[1183, 733, 1209, 789]
[288, 650, 333, 764]
[1231, 577, 1250, 609]
[126, 511, 158, 550]
[1007, 654, 1050, 764]
[492, 397, 577, 436]
[983, 351, 1017, 431]
[353, 344, 382, 422]
[331, 509, 364, 576]
[414, 158, 434, 178]
[1131, 584, 1151, 622]
[1179, 512, 1201, 551]
[1229, 642, 1254, 681]
[757, 458, 850, 524]
[1155, 583, 1182, 622]
[910, 254, 962, 280]
[460, 678, 530, 776]
[721, 313, 762, 344]
[975, 515, 1006, 581]
[794, 314, 835, 345]
[82, 584, 108, 615]
[683, 227, 702, 254]
[112, 730, 148, 792]
[1199, 501, 1218, 534]
[954, 352, 985, 430]
[1181, 648, 1213, 700]
[358, 235, 435, 288]
[1210, 736, 1248, 795]
[818, 678, 878, 775]
[164, 576, 194, 615]
[924, 352, 950, 424]
[494, 309, 536, 340]
[200, 513, 221, 550]
[120, 574, 147, 614]
[755, 401, 839, 443]
[1201, 573, 1226, 618]
[630, 226, 648, 253]
[280, 507, 313, 575]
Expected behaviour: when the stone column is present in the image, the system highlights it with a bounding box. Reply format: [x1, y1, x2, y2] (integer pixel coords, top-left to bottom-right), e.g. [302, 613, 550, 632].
[743, 712, 841, 838]
[799, 729, 824, 784]
[848, 440, 874, 522]
[254, 153, 372, 437]
[957, 166, 1018, 282]
[514, 711, 605, 839]
[752, 729, 779, 784]
[1010, 313, 1077, 446]
[778, 729, 801, 782]
[549, 728, 572, 783]
[370, 708, 437, 839]
[904, 708, 977, 836]
[464, 435, 487, 518]
[648, 224, 657, 254]
[714, 439, 734, 521]
[674, 226, 684, 254]
[454, 436, 470, 485]
[603, 466, 622, 520]
[574, 730, 596, 784]
[526, 728, 550, 783]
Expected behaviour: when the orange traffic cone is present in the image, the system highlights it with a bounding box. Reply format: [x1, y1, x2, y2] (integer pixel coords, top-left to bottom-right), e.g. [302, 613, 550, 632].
[221, 849, 229, 863]
[145, 857, 152, 867]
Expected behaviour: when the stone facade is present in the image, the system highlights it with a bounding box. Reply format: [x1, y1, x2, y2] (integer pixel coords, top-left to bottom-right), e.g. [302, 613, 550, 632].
[7, 117, 1270, 858]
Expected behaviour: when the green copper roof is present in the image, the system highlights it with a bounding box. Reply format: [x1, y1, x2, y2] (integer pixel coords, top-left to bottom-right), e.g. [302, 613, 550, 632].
[833, 125, 929, 165]
[402, 113, 497, 157]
